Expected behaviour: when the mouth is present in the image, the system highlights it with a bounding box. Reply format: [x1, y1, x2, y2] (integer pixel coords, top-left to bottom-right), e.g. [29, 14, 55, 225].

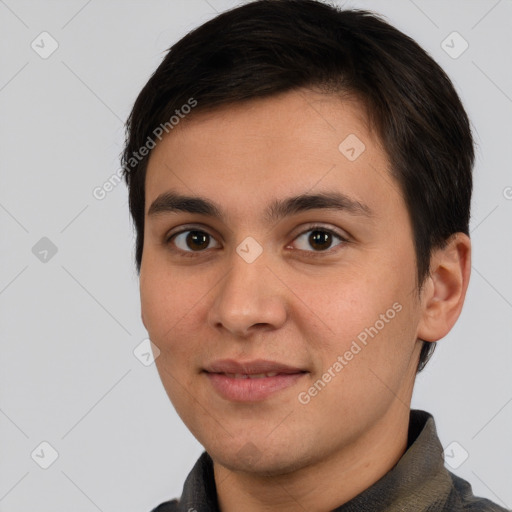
[202, 358, 308, 402]
[203, 358, 307, 375]
[211, 371, 300, 379]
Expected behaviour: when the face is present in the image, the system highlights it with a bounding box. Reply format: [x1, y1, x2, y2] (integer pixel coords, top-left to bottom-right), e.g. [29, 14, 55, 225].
[140, 89, 424, 476]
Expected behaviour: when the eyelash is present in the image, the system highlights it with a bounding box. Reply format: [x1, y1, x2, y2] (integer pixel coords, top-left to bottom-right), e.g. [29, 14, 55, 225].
[164, 224, 349, 259]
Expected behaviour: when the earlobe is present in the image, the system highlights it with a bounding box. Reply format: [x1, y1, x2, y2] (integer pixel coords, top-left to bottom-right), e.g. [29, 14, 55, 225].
[416, 233, 471, 343]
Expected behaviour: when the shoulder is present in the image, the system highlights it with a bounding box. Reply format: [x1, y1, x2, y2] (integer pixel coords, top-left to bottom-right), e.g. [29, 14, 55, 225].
[149, 499, 180, 512]
[447, 471, 510, 512]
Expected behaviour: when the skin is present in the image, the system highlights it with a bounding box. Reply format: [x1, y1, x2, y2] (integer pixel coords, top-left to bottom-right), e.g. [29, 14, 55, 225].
[140, 88, 471, 512]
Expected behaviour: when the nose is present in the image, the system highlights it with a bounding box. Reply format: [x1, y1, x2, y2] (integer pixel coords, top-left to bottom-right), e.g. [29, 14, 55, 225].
[207, 245, 288, 338]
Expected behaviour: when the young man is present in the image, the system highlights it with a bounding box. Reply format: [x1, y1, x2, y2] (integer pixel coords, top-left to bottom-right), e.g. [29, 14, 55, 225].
[122, 1, 507, 511]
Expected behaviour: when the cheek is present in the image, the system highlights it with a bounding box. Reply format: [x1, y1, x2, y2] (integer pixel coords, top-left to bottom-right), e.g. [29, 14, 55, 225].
[139, 257, 218, 368]
[292, 259, 416, 367]
[288, 267, 390, 351]
[140, 256, 188, 344]
[140, 275, 169, 339]
[140, 273, 195, 399]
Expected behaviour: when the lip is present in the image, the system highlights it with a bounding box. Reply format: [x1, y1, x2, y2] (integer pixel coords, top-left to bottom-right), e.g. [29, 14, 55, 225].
[203, 359, 308, 402]
[203, 358, 306, 375]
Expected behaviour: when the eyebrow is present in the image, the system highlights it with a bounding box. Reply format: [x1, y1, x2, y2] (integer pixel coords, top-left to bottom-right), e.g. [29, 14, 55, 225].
[147, 190, 374, 223]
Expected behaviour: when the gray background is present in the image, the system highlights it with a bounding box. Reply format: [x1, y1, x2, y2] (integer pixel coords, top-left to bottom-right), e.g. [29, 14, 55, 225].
[1, 0, 511, 511]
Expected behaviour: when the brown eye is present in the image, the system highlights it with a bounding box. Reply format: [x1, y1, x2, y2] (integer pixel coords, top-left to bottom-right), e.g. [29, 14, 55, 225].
[292, 226, 348, 254]
[309, 230, 333, 251]
[186, 231, 210, 250]
[169, 229, 220, 253]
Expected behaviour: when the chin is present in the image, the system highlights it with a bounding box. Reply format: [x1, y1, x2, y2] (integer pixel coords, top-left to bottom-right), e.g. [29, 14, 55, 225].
[208, 441, 313, 477]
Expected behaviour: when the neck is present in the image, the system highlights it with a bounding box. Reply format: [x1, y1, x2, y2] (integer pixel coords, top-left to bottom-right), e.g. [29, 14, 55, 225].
[213, 399, 411, 512]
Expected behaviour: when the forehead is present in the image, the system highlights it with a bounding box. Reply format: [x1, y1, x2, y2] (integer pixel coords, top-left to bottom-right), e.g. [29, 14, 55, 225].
[144, 89, 401, 223]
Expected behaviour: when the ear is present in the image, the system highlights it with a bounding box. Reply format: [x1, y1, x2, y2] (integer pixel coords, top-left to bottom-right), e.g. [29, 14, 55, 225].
[416, 233, 471, 343]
